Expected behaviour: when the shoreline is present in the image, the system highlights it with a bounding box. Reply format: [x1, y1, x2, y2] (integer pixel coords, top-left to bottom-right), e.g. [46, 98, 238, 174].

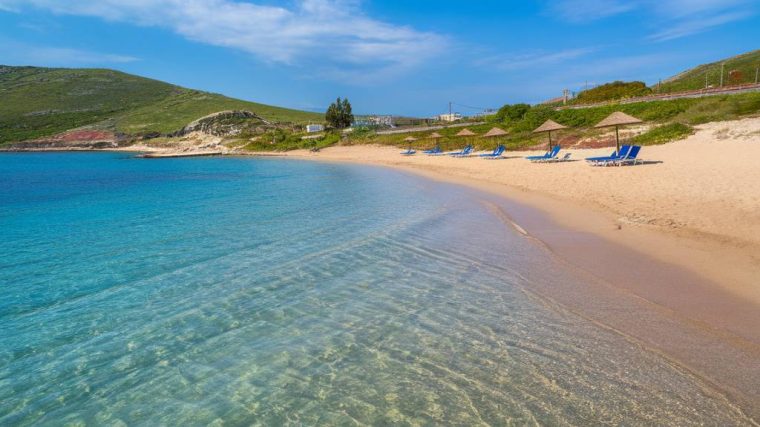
[281, 131, 760, 307]
[2, 146, 760, 422]
[282, 150, 760, 300]
[4, 131, 759, 418]
[277, 145, 760, 419]
[281, 146, 760, 329]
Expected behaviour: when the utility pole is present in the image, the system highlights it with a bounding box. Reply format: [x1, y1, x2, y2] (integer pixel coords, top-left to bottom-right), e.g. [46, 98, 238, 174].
[720, 62, 725, 87]
[755, 65, 759, 84]
[448, 101, 452, 120]
[705, 71, 708, 89]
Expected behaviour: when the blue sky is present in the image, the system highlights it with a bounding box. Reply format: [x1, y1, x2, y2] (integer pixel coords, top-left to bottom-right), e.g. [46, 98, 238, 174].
[0, 0, 758, 116]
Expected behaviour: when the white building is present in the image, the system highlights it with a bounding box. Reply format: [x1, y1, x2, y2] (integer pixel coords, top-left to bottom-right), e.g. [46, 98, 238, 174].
[369, 115, 394, 127]
[437, 113, 463, 122]
[305, 124, 325, 133]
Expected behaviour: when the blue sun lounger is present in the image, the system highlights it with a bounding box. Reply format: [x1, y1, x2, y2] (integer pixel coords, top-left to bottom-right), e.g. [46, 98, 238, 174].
[449, 145, 473, 157]
[612, 145, 641, 166]
[586, 145, 630, 165]
[526, 145, 560, 162]
[400, 148, 416, 155]
[543, 152, 572, 163]
[424, 146, 443, 155]
[479, 145, 505, 159]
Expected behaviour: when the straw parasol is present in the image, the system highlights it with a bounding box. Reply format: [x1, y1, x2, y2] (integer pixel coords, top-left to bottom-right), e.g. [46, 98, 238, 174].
[454, 128, 476, 150]
[483, 127, 508, 148]
[594, 112, 642, 152]
[428, 131, 443, 151]
[403, 136, 417, 151]
[533, 119, 567, 150]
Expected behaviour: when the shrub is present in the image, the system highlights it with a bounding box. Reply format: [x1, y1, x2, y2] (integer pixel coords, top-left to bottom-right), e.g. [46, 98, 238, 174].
[634, 123, 693, 145]
[495, 103, 531, 123]
[574, 81, 652, 104]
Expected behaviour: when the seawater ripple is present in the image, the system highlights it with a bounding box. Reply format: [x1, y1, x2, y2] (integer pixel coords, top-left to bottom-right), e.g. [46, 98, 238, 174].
[0, 152, 751, 426]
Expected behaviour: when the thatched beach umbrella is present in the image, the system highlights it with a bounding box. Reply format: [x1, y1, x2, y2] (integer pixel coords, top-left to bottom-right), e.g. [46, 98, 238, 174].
[483, 127, 508, 148]
[428, 131, 443, 150]
[533, 119, 567, 150]
[403, 136, 417, 151]
[423, 131, 442, 152]
[594, 112, 642, 152]
[455, 128, 476, 138]
[455, 128, 476, 148]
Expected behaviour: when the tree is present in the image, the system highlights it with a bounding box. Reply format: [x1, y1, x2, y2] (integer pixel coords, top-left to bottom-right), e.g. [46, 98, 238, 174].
[495, 103, 531, 123]
[326, 97, 354, 129]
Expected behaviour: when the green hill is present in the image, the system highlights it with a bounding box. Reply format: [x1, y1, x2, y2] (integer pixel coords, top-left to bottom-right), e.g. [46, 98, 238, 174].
[573, 81, 652, 104]
[658, 49, 760, 93]
[0, 65, 323, 144]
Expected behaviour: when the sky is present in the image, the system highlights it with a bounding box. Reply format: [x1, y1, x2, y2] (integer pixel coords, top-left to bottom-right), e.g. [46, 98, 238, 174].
[0, 0, 758, 116]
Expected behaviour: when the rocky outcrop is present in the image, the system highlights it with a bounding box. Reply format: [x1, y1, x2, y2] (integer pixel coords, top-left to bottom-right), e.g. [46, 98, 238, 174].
[173, 110, 271, 137]
[3, 129, 122, 151]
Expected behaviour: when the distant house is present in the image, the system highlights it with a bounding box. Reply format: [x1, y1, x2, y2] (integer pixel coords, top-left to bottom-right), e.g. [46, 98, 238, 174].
[437, 113, 462, 122]
[306, 124, 325, 133]
[352, 115, 395, 128]
[369, 115, 394, 127]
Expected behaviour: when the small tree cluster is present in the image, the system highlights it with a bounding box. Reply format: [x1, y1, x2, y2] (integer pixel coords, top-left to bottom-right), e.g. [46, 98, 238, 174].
[575, 81, 652, 103]
[495, 103, 531, 123]
[325, 97, 354, 129]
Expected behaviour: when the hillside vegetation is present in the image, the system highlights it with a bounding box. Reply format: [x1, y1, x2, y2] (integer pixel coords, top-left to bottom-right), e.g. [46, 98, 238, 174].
[0, 66, 322, 144]
[347, 91, 760, 151]
[658, 49, 760, 93]
[573, 81, 652, 104]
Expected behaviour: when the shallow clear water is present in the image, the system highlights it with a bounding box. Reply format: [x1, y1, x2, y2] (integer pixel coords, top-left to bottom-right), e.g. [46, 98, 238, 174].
[0, 152, 750, 425]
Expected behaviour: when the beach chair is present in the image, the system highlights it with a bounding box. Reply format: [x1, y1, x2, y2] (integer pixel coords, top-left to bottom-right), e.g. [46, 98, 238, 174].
[449, 145, 473, 157]
[424, 146, 444, 156]
[534, 146, 564, 163]
[527, 145, 560, 162]
[612, 145, 641, 166]
[545, 152, 572, 163]
[479, 145, 505, 159]
[586, 145, 630, 165]
[400, 148, 416, 155]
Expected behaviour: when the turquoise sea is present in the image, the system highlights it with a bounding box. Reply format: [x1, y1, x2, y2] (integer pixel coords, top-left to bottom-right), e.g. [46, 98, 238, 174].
[0, 152, 751, 425]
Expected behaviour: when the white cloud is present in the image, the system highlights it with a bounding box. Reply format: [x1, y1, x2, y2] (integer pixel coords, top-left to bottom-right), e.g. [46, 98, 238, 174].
[478, 47, 597, 71]
[548, 0, 755, 40]
[565, 53, 673, 80]
[0, 40, 139, 65]
[0, 0, 447, 81]
[26, 47, 139, 64]
[549, 0, 636, 23]
[648, 10, 751, 41]
[647, 0, 749, 17]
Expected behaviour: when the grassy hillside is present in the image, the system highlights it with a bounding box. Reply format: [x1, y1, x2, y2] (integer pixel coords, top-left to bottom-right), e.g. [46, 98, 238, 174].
[658, 49, 760, 93]
[344, 91, 760, 152]
[0, 65, 322, 144]
[573, 81, 652, 104]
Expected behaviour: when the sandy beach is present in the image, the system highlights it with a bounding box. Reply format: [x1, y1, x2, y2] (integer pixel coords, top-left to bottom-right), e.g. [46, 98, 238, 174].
[284, 118, 760, 302]
[278, 117, 760, 417]
[9, 118, 759, 417]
